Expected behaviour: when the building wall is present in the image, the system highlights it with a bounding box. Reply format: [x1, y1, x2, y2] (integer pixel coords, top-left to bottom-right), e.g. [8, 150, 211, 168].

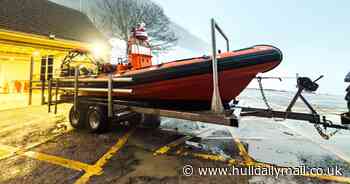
[0, 58, 30, 93]
[0, 55, 64, 94]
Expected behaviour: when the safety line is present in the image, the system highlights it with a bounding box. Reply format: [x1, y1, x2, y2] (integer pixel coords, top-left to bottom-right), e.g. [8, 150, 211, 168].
[74, 128, 135, 184]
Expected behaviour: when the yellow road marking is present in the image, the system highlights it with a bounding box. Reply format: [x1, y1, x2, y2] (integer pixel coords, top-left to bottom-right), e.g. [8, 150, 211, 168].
[183, 152, 227, 162]
[0, 144, 18, 160]
[0, 125, 348, 184]
[0, 127, 73, 161]
[180, 151, 350, 183]
[74, 128, 135, 184]
[95, 129, 135, 168]
[23, 127, 73, 151]
[153, 135, 193, 156]
[154, 146, 171, 155]
[23, 151, 97, 173]
[176, 129, 350, 183]
[0, 143, 95, 173]
[179, 151, 268, 167]
[231, 138, 350, 183]
[233, 137, 254, 163]
[0, 126, 134, 184]
[153, 129, 214, 156]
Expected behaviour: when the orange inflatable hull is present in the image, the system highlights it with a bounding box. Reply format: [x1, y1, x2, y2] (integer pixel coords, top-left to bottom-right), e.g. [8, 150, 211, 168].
[79, 45, 282, 110]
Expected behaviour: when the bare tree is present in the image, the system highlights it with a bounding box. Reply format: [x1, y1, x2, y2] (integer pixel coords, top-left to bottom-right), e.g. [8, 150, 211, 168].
[90, 0, 178, 53]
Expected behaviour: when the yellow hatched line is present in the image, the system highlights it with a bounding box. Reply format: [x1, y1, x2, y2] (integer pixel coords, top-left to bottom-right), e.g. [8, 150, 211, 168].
[233, 141, 350, 182]
[23, 151, 96, 173]
[153, 129, 213, 156]
[74, 128, 135, 184]
[230, 133, 350, 183]
[0, 144, 18, 160]
[23, 127, 73, 151]
[232, 137, 254, 163]
[172, 129, 350, 183]
[0, 143, 94, 173]
[0, 127, 73, 161]
[153, 135, 193, 156]
[179, 151, 350, 183]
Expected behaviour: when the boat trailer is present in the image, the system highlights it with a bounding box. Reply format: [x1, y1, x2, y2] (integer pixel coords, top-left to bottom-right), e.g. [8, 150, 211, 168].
[236, 75, 350, 139]
[42, 72, 350, 139]
[28, 18, 350, 139]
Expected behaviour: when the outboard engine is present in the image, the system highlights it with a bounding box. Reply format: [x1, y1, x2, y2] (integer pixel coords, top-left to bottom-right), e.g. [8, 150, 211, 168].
[345, 72, 350, 113]
[297, 77, 319, 92]
[342, 72, 350, 126]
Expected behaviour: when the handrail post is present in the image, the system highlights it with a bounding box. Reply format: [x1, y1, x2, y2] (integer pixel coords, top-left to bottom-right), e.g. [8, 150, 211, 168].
[210, 18, 225, 113]
[48, 79, 52, 113]
[73, 67, 79, 112]
[108, 74, 113, 118]
[214, 23, 230, 51]
[40, 56, 47, 105]
[54, 78, 59, 114]
[28, 56, 34, 105]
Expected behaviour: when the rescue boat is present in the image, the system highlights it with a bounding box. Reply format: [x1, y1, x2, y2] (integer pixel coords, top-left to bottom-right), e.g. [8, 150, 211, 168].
[61, 24, 283, 110]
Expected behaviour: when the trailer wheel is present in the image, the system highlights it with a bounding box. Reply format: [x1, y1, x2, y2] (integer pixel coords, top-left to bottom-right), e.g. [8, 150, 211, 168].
[69, 106, 86, 129]
[141, 114, 161, 129]
[127, 113, 143, 125]
[86, 106, 108, 133]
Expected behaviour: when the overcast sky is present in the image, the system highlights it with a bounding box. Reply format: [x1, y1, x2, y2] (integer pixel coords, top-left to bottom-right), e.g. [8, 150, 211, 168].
[153, 0, 349, 95]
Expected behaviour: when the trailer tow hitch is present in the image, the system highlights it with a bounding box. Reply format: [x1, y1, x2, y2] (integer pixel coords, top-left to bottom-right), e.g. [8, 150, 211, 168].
[234, 75, 350, 140]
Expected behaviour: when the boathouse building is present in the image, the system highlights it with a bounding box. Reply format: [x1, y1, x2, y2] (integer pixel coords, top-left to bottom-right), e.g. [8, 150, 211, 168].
[0, 0, 109, 93]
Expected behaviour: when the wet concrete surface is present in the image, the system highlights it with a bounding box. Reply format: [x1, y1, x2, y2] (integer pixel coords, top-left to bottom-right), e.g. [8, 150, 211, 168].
[0, 104, 347, 184]
[0, 156, 81, 184]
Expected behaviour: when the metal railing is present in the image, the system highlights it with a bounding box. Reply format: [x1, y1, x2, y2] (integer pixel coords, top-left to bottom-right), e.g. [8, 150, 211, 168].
[28, 66, 133, 118]
[210, 18, 230, 113]
[56, 67, 132, 118]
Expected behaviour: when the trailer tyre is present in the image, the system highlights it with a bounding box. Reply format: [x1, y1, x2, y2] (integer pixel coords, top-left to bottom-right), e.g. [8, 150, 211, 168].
[86, 106, 108, 133]
[69, 106, 86, 129]
[141, 114, 161, 129]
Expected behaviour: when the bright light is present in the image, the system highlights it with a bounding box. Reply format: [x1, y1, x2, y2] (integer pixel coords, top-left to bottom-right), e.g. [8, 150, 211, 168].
[91, 43, 106, 58]
[32, 51, 40, 56]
